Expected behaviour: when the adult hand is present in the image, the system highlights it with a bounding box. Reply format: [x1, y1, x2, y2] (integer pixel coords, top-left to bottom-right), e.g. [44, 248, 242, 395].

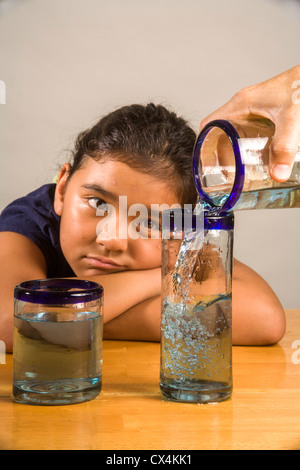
[199, 65, 300, 182]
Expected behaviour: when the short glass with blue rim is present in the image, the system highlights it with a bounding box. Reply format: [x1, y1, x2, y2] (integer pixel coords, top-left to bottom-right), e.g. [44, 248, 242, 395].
[13, 278, 103, 405]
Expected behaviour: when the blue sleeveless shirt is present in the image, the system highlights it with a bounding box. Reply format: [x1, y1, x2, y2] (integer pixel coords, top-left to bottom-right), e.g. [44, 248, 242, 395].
[0, 184, 75, 278]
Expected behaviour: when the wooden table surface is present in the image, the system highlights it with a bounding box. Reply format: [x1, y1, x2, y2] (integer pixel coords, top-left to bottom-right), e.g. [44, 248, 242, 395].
[1, 310, 300, 451]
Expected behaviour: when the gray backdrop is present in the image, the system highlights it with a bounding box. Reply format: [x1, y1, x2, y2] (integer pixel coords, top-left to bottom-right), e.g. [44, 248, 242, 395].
[0, 0, 299, 308]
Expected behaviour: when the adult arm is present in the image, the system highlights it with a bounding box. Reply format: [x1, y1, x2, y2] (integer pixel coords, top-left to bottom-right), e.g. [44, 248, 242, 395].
[200, 64, 300, 182]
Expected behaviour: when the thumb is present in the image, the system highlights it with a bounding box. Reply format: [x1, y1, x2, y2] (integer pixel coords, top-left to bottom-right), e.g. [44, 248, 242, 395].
[269, 123, 300, 182]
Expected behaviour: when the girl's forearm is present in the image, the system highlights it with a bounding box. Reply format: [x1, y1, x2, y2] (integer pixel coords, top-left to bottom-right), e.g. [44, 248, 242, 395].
[103, 295, 161, 342]
[81, 268, 161, 323]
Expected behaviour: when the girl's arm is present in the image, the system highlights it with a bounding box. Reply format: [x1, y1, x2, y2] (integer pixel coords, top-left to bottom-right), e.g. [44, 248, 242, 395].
[104, 295, 162, 342]
[231, 259, 286, 345]
[0, 232, 161, 352]
[103, 259, 286, 346]
[81, 268, 161, 324]
[0, 232, 286, 350]
[0, 232, 48, 352]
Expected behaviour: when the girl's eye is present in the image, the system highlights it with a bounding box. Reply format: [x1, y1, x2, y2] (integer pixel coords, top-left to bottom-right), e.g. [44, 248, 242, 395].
[138, 218, 160, 237]
[88, 198, 108, 212]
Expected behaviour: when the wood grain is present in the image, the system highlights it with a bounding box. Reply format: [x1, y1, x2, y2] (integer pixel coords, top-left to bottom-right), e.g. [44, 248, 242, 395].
[0, 310, 300, 450]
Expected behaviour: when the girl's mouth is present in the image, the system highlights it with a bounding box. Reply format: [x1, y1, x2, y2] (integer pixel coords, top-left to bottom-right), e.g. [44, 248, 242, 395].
[85, 256, 123, 270]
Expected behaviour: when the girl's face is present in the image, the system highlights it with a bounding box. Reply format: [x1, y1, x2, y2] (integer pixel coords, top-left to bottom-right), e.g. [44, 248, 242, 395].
[54, 157, 180, 276]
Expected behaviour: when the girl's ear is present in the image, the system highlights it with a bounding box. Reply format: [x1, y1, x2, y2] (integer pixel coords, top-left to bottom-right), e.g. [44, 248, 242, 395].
[54, 163, 71, 216]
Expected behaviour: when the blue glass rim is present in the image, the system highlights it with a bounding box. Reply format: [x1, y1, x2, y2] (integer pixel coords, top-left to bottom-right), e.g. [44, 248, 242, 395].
[14, 278, 103, 304]
[163, 208, 234, 232]
[204, 212, 234, 231]
[192, 119, 245, 212]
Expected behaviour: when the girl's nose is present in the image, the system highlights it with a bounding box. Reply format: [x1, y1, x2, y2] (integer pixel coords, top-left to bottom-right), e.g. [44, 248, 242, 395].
[96, 234, 128, 252]
[96, 211, 129, 251]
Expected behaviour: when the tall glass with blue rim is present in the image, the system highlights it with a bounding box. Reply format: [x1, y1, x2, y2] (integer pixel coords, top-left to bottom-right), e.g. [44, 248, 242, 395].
[160, 207, 233, 403]
[13, 279, 103, 405]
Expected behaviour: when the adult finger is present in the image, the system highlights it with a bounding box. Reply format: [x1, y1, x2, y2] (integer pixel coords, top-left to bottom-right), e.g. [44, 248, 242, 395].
[269, 119, 300, 182]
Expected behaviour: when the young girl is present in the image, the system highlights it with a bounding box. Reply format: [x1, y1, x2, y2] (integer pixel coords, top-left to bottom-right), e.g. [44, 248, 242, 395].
[0, 103, 286, 352]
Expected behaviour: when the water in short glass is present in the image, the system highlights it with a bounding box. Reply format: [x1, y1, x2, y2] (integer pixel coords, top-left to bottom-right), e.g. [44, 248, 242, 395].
[160, 208, 233, 403]
[13, 279, 103, 405]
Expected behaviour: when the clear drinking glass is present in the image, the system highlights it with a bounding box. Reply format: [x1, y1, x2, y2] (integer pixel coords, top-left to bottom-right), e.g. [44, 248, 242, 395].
[193, 119, 300, 212]
[13, 278, 103, 405]
[160, 208, 233, 403]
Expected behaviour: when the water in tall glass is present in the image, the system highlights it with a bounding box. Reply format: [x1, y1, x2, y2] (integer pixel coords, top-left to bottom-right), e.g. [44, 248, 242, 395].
[160, 208, 233, 403]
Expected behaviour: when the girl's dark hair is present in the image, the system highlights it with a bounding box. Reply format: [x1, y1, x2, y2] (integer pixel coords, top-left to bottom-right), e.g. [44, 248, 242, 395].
[69, 103, 198, 205]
